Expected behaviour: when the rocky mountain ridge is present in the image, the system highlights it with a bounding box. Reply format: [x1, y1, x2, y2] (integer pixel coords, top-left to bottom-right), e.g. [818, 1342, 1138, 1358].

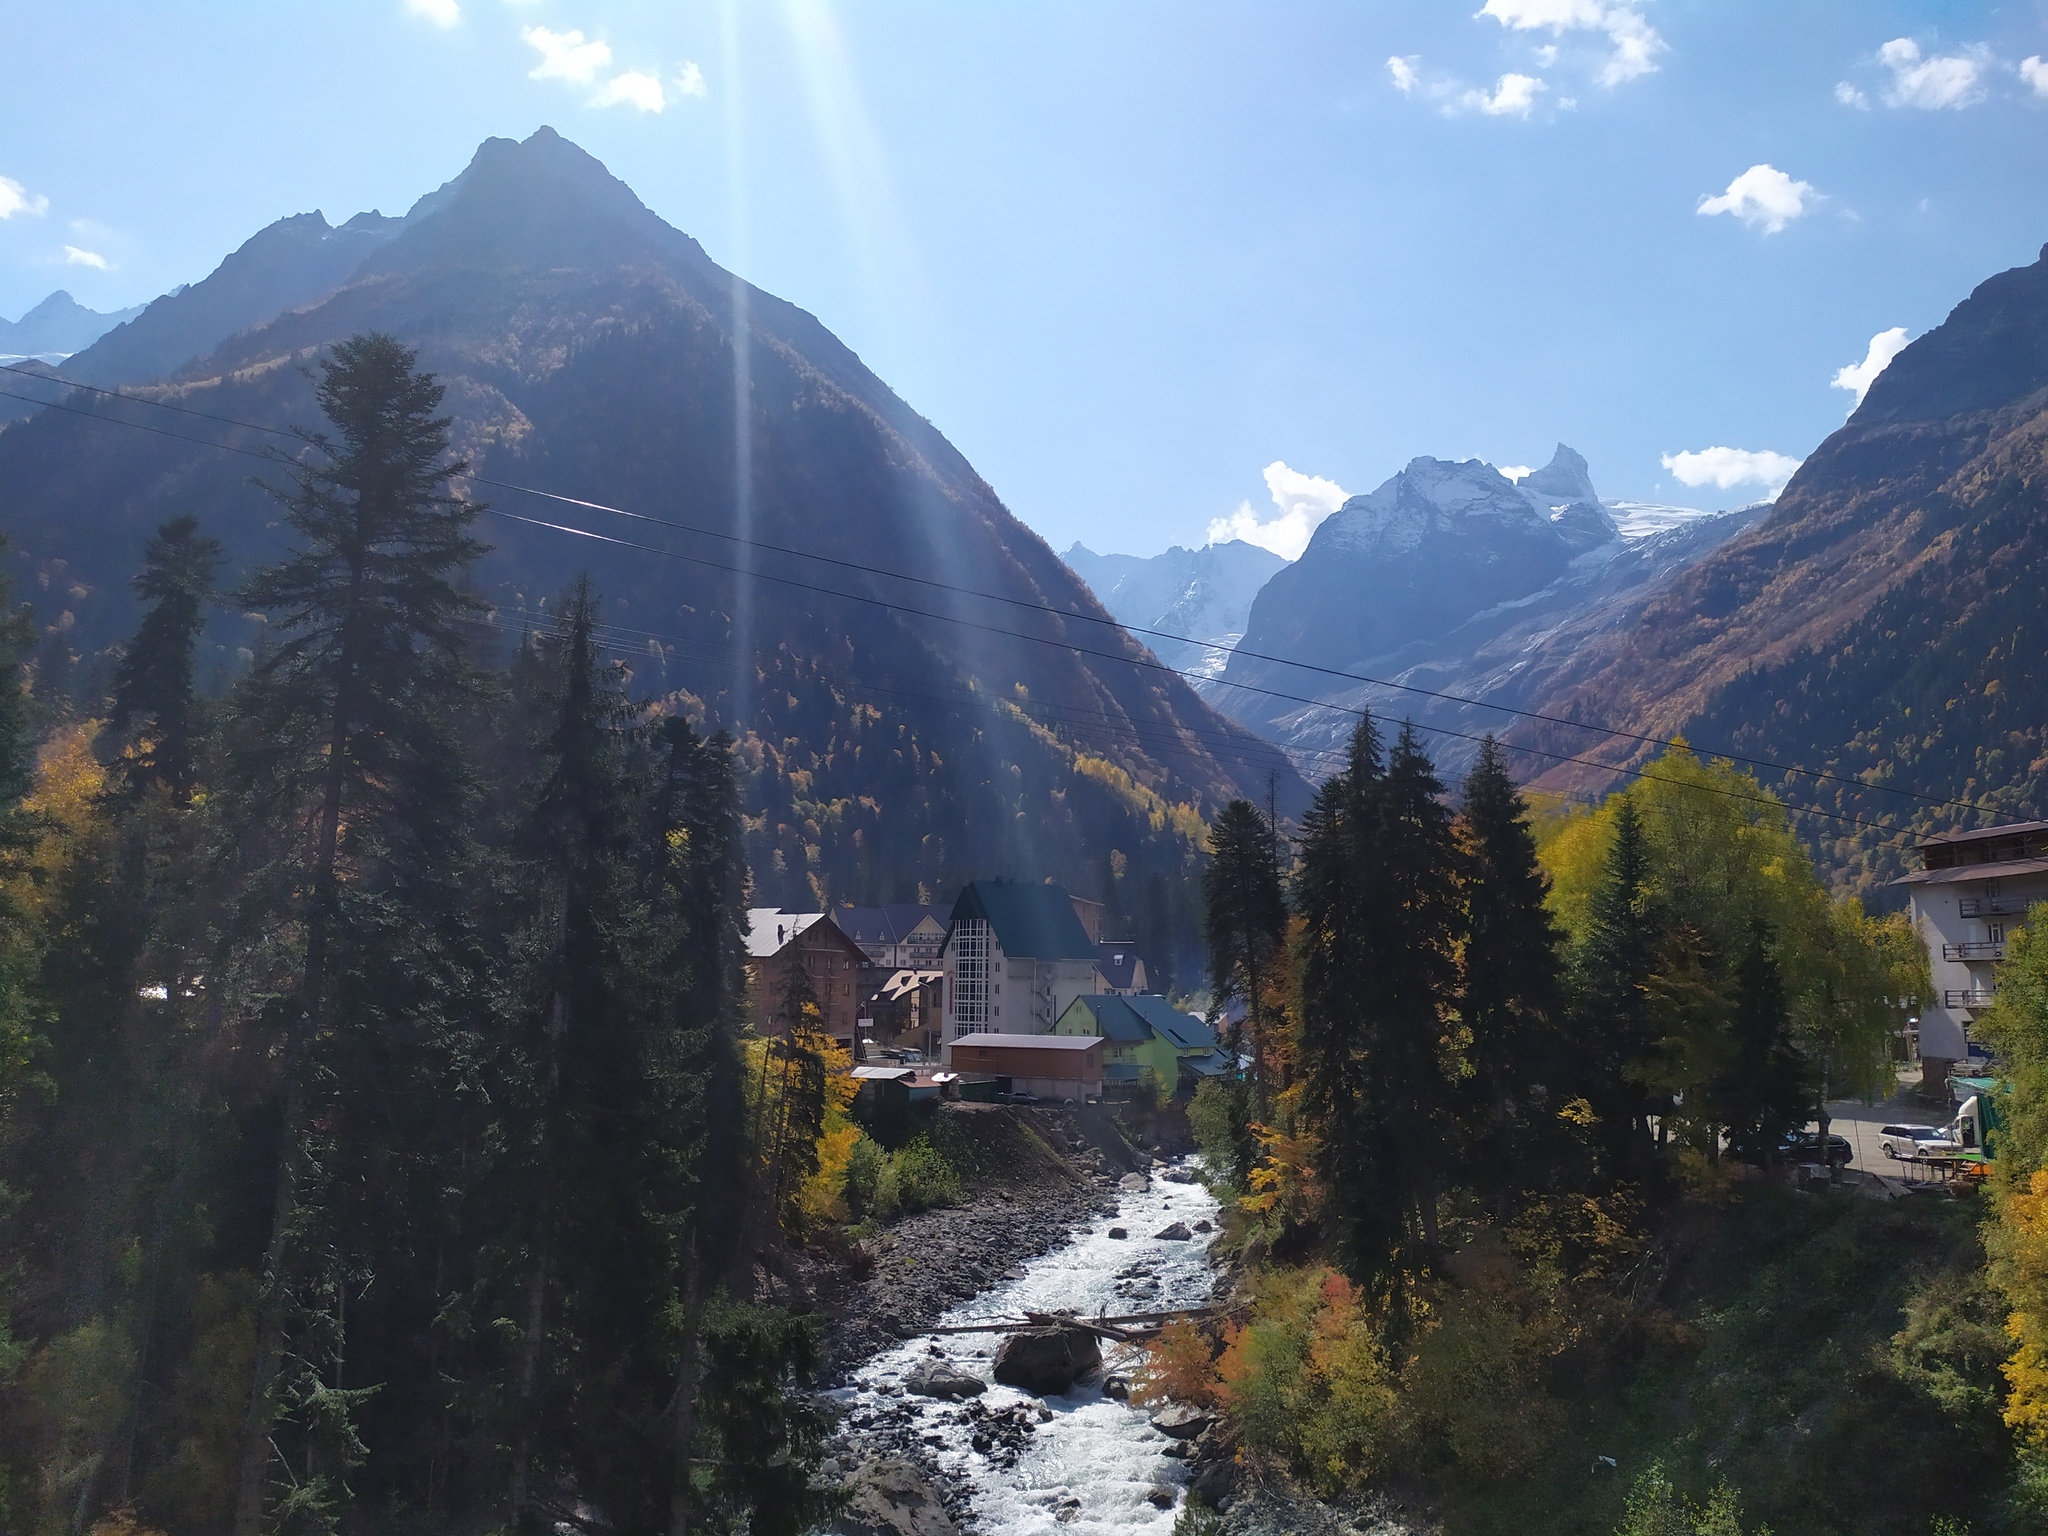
[0, 127, 1302, 912]
[1201, 444, 1750, 778]
[1062, 538, 1287, 678]
[0, 291, 144, 359]
[1506, 241, 2048, 897]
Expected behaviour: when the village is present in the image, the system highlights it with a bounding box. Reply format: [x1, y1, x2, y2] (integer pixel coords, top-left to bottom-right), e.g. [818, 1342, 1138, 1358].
[750, 815, 2048, 1187]
[746, 880, 1231, 1113]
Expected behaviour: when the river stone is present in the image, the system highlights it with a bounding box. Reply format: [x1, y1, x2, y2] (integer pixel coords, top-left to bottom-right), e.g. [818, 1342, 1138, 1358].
[1107, 1227, 1128, 1240]
[1152, 1404, 1215, 1439]
[835, 1458, 958, 1536]
[993, 1324, 1102, 1396]
[1162, 1167, 1202, 1184]
[1193, 1220, 1213, 1233]
[1154, 1222, 1193, 1242]
[1119, 1173, 1150, 1192]
[903, 1361, 985, 1400]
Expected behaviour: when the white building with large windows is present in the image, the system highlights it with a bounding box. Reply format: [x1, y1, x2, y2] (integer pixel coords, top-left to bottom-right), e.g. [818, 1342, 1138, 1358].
[1894, 819, 2048, 1085]
[938, 881, 1106, 1060]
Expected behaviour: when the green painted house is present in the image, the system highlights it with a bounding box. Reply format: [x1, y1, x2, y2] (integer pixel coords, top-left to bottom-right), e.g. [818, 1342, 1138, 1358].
[1053, 993, 1230, 1098]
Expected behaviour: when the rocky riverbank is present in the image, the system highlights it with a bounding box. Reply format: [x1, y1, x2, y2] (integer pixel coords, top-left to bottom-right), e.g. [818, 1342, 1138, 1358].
[813, 1103, 1168, 1377]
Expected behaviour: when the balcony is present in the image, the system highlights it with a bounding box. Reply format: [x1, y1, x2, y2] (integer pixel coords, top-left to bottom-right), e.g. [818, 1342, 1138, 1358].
[1942, 941, 2007, 962]
[1943, 988, 1996, 1009]
[1959, 897, 2027, 918]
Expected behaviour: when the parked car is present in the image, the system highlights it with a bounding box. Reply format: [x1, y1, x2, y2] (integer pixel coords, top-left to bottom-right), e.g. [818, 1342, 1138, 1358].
[1877, 1124, 1962, 1160]
[1781, 1130, 1854, 1167]
[1004, 1090, 1040, 1106]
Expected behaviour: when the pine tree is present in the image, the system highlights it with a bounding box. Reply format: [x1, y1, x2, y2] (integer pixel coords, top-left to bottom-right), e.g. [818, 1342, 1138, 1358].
[1293, 717, 1406, 1283]
[218, 333, 487, 1536]
[1715, 920, 1812, 1163]
[1574, 794, 1661, 1170]
[108, 515, 224, 802]
[1296, 719, 1467, 1284]
[1203, 797, 1287, 1179]
[1456, 735, 1566, 1211]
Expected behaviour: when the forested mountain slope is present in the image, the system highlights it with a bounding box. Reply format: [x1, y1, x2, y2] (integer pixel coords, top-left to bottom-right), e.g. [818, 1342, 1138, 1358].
[0, 128, 1300, 919]
[1511, 243, 2048, 899]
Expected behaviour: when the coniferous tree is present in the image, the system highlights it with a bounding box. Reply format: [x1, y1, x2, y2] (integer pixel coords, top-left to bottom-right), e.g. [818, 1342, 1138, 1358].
[1715, 920, 1813, 1163]
[218, 333, 488, 1536]
[1203, 797, 1288, 1179]
[1295, 716, 1390, 1282]
[1296, 719, 1466, 1284]
[1456, 736, 1566, 1211]
[1573, 794, 1661, 1171]
[108, 515, 224, 802]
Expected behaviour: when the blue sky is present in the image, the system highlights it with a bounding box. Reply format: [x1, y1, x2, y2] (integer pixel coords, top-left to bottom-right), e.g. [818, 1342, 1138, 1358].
[2, 2, 2044, 556]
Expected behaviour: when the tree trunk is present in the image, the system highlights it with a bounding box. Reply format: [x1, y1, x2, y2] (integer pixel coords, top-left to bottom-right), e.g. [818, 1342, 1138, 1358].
[667, 1244, 706, 1536]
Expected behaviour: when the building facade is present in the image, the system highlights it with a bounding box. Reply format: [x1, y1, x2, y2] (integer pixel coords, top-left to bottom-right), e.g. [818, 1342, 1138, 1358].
[835, 904, 950, 970]
[1894, 820, 2048, 1083]
[946, 1032, 1104, 1101]
[938, 881, 1106, 1058]
[743, 908, 869, 1050]
[1055, 993, 1228, 1098]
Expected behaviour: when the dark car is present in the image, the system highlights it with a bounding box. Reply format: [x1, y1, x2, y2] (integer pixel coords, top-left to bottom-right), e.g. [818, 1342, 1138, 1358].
[1782, 1130, 1854, 1167]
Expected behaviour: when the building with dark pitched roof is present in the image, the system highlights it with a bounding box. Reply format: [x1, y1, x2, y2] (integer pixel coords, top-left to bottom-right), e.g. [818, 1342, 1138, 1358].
[834, 903, 949, 969]
[938, 881, 1106, 1057]
[1095, 939, 1150, 995]
[743, 908, 869, 1051]
[1054, 993, 1229, 1099]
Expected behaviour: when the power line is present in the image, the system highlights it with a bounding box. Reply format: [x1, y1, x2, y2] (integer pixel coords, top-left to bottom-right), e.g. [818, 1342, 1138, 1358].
[0, 370, 1969, 835]
[0, 358, 1989, 821]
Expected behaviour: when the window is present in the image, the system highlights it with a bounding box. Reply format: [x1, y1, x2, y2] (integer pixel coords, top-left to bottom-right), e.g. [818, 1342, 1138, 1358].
[1991, 924, 2006, 944]
[951, 918, 991, 1032]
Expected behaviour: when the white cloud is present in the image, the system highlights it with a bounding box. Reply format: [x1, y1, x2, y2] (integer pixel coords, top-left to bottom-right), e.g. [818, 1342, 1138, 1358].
[1460, 72, 1544, 116]
[1499, 465, 1534, 482]
[523, 25, 611, 84]
[1387, 55, 1421, 94]
[592, 69, 665, 112]
[403, 0, 460, 24]
[63, 245, 109, 270]
[1697, 163, 1815, 234]
[1478, 0, 1665, 87]
[2022, 56, 2048, 98]
[1831, 326, 1912, 409]
[1877, 38, 1985, 110]
[675, 60, 707, 98]
[1835, 81, 1868, 108]
[0, 175, 49, 220]
[1205, 461, 1350, 561]
[1660, 446, 1803, 496]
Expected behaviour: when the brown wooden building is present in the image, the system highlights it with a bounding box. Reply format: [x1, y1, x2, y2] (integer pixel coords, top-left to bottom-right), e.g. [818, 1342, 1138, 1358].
[946, 1032, 1103, 1101]
[745, 909, 869, 1050]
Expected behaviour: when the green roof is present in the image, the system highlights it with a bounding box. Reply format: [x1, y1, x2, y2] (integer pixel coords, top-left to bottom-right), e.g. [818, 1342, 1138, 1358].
[946, 881, 1097, 962]
[1128, 995, 1215, 1050]
[1066, 995, 1151, 1043]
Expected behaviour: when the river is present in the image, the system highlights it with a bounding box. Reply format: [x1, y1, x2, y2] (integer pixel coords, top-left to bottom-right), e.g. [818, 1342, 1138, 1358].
[836, 1166, 1222, 1534]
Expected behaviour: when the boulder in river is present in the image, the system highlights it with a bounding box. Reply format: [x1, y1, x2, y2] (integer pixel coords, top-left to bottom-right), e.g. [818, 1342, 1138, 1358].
[1193, 1219, 1213, 1233]
[1107, 1227, 1128, 1240]
[1118, 1172, 1150, 1192]
[993, 1324, 1102, 1396]
[903, 1361, 985, 1400]
[1162, 1167, 1202, 1184]
[835, 1458, 959, 1536]
[1154, 1222, 1193, 1241]
[1151, 1404, 1215, 1439]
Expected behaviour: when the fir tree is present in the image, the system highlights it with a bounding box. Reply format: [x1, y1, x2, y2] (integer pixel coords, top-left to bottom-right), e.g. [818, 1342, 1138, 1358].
[1574, 794, 1661, 1170]
[1456, 735, 1565, 1211]
[1203, 797, 1287, 1179]
[1715, 920, 1812, 1163]
[219, 333, 487, 1536]
[108, 514, 224, 802]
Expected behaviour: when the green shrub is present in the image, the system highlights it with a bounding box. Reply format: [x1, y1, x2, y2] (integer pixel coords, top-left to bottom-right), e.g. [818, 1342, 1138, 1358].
[1615, 1464, 1767, 1536]
[870, 1137, 961, 1220]
[1188, 1079, 1236, 1183]
[844, 1135, 885, 1219]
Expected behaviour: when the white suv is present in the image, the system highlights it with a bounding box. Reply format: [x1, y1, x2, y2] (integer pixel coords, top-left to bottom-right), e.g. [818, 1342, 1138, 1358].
[1877, 1124, 1962, 1160]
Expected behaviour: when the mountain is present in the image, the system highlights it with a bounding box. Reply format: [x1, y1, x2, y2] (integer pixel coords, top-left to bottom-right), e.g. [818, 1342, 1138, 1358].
[1507, 242, 2048, 899]
[1063, 538, 1287, 676]
[1206, 444, 1753, 776]
[63, 209, 403, 386]
[0, 291, 145, 358]
[0, 127, 1302, 921]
